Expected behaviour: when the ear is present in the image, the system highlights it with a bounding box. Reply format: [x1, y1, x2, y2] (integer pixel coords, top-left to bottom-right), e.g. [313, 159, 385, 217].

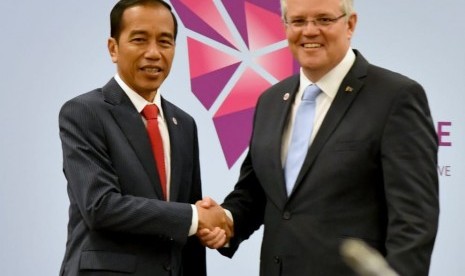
[108, 37, 118, 63]
[347, 13, 357, 40]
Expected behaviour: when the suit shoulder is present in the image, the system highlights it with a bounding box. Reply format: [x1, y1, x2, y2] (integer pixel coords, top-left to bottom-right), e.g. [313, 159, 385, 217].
[61, 88, 104, 107]
[268, 74, 299, 92]
[363, 64, 429, 109]
[59, 88, 105, 117]
[259, 75, 299, 99]
[367, 64, 422, 89]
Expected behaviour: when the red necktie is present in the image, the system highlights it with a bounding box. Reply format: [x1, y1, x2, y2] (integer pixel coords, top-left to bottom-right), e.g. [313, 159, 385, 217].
[141, 104, 167, 199]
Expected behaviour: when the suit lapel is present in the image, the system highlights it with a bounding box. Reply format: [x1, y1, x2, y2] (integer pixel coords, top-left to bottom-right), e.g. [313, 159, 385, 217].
[162, 100, 181, 201]
[102, 78, 165, 199]
[265, 76, 300, 206]
[290, 52, 368, 196]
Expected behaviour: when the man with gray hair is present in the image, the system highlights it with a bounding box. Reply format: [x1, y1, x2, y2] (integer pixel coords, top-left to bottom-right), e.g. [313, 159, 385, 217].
[198, 0, 439, 275]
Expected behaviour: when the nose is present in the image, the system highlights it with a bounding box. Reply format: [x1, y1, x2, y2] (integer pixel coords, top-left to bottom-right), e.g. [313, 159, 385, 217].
[302, 21, 320, 35]
[145, 42, 161, 59]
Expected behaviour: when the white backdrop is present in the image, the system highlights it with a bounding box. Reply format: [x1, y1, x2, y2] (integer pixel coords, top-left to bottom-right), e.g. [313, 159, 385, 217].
[0, 0, 463, 275]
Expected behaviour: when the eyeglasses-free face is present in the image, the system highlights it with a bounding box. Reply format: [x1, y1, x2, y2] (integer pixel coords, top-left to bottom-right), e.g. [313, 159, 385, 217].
[284, 0, 356, 82]
[108, 4, 176, 102]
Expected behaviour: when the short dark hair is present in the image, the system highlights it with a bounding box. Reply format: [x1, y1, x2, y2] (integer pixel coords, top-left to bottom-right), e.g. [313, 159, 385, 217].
[110, 0, 178, 41]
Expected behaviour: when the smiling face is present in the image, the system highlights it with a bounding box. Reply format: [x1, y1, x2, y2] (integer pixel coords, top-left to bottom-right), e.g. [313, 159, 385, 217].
[108, 4, 175, 101]
[284, 0, 356, 82]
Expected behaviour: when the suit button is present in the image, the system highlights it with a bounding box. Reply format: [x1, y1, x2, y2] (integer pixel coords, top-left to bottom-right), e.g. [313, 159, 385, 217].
[283, 211, 291, 220]
[274, 256, 281, 264]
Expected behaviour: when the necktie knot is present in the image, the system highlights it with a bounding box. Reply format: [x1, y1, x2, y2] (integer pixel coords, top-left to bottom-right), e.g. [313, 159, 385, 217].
[141, 104, 159, 120]
[302, 85, 321, 102]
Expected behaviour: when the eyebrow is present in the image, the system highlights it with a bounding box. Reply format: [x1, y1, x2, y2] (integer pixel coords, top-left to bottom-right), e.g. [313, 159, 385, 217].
[127, 30, 147, 38]
[128, 29, 174, 40]
[288, 12, 335, 19]
[159, 32, 174, 40]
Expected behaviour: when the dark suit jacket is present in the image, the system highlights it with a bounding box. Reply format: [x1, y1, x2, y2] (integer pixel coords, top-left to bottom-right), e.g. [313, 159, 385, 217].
[59, 78, 206, 276]
[220, 50, 439, 276]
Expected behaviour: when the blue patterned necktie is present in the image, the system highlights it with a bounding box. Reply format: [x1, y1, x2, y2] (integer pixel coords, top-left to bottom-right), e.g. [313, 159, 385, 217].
[285, 84, 321, 195]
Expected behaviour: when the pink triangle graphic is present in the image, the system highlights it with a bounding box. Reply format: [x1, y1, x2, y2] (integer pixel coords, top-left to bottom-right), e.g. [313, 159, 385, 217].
[171, 0, 238, 49]
[187, 37, 240, 78]
[215, 68, 271, 116]
[245, 2, 286, 50]
[213, 108, 255, 168]
[213, 68, 272, 167]
[220, 0, 248, 47]
[171, 0, 298, 168]
[255, 47, 297, 80]
[191, 63, 240, 110]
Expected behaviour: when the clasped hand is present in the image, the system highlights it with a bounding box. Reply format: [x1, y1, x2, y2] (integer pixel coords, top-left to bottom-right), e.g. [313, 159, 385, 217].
[195, 197, 233, 249]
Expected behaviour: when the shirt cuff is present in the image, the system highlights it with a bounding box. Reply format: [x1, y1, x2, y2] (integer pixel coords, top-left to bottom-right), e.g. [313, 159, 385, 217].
[224, 208, 233, 223]
[188, 204, 198, 236]
[223, 208, 233, 248]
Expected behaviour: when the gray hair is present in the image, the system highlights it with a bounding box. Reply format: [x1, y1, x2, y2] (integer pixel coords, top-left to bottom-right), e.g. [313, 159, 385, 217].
[281, 0, 354, 21]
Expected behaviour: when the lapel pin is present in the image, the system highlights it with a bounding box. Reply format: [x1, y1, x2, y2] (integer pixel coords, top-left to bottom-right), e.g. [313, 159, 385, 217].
[345, 86, 354, 93]
[172, 117, 178, 125]
[283, 93, 290, 101]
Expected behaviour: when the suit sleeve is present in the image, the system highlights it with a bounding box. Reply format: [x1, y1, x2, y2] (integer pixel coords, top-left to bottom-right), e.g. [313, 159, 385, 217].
[182, 121, 207, 276]
[381, 82, 439, 275]
[218, 151, 266, 257]
[219, 95, 268, 257]
[59, 98, 192, 243]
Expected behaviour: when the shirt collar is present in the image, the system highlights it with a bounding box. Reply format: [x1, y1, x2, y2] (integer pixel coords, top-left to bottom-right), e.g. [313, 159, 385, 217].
[114, 74, 164, 118]
[299, 47, 356, 99]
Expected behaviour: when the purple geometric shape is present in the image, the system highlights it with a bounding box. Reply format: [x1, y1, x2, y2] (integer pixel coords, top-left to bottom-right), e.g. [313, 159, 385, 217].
[171, 0, 238, 50]
[255, 47, 298, 80]
[221, 0, 248, 47]
[247, 0, 281, 12]
[244, 2, 287, 50]
[215, 67, 272, 116]
[191, 63, 241, 110]
[172, 0, 299, 168]
[222, 0, 283, 49]
[213, 108, 255, 168]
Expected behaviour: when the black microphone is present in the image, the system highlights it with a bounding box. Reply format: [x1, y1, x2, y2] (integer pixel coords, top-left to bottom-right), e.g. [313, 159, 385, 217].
[340, 238, 399, 276]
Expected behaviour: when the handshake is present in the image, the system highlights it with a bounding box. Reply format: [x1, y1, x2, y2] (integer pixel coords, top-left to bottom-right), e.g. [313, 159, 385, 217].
[195, 197, 233, 249]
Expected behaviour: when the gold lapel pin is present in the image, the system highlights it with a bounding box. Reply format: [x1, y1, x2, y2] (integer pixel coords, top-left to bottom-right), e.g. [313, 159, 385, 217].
[345, 86, 354, 93]
[172, 117, 178, 125]
[283, 93, 290, 101]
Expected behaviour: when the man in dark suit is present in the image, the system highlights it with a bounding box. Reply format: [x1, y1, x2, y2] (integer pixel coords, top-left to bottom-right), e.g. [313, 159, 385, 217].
[59, 0, 229, 275]
[198, 0, 439, 275]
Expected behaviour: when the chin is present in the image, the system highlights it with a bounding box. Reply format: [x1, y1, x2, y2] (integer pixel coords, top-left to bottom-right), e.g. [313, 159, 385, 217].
[141, 81, 162, 91]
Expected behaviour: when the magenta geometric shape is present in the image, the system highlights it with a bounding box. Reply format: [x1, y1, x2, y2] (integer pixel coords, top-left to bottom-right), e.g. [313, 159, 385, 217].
[221, 0, 248, 47]
[187, 37, 241, 109]
[215, 68, 271, 116]
[221, 0, 283, 50]
[214, 68, 272, 167]
[172, 0, 299, 168]
[255, 47, 299, 80]
[171, 0, 238, 49]
[191, 63, 240, 110]
[213, 108, 255, 168]
[244, 2, 286, 50]
[187, 37, 240, 78]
